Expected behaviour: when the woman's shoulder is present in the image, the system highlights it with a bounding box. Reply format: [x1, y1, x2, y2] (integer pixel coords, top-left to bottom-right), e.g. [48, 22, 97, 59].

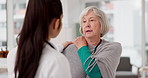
[41, 50, 69, 66]
[7, 47, 17, 60]
[43, 44, 69, 65]
[7, 47, 18, 77]
[98, 39, 122, 55]
[65, 44, 77, 50]
[62, 44, 78, 53]
[36, 46, 71, 78]
[101, 39, 122, 49]
[42, 44, 68, 62]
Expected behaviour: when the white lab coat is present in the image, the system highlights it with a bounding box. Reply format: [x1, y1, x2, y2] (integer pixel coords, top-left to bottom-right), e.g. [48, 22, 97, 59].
[7, 41, 71, 78]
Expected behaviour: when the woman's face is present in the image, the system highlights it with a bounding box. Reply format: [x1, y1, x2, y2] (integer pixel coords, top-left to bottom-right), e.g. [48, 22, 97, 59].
[81, 10, 101, 38]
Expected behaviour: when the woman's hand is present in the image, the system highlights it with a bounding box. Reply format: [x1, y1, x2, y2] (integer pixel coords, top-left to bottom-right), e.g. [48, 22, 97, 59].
[62, 41, 73, 48]
[73, 36, 87, 49]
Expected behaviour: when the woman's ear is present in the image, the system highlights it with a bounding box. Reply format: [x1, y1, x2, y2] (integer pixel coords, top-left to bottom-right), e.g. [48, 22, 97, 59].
[53, 19, 60, 29]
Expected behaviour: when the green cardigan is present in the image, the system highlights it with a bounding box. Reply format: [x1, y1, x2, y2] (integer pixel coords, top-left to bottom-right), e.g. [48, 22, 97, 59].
[77, 46, 102, 78]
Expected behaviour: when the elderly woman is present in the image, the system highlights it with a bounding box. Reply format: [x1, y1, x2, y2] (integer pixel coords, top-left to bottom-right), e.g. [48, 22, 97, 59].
[63, 6, 122, 78]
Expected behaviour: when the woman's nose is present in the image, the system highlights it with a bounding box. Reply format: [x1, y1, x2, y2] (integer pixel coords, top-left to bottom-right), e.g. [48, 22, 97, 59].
[86, 21, 90, 27]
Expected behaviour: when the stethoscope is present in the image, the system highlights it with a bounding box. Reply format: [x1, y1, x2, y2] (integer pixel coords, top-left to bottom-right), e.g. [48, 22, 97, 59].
[91, 39, 102, 55]
[45, 40, 55, 50]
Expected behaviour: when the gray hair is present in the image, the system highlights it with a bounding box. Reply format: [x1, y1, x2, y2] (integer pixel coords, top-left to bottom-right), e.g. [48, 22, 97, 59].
[79, 6, 109, 37]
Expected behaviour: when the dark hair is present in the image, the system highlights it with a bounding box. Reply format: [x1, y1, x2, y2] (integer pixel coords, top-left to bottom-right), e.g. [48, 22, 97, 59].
[14, 0, 63, 78]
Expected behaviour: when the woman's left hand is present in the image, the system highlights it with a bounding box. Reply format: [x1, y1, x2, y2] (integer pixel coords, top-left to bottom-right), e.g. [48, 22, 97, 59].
[62, 41, 73, 48]
[73, 36, 87, 49]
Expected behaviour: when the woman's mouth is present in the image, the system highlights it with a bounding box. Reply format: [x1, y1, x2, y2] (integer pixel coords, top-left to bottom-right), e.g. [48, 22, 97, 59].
[86, 30, 93, 33]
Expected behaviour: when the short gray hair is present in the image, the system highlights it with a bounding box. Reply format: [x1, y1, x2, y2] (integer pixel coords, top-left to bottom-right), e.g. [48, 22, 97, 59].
[79, 6, 109, 37]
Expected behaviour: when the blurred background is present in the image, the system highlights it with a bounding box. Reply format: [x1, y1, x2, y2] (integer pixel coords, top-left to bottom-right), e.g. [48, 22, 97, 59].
[0, 0, 148, 78]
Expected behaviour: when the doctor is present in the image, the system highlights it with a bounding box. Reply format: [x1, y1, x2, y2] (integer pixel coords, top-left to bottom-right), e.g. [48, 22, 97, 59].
[7, 0, 72, 78]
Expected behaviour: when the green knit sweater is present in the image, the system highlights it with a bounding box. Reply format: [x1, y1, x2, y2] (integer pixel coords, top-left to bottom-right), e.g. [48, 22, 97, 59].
[77, 46, 102, 78]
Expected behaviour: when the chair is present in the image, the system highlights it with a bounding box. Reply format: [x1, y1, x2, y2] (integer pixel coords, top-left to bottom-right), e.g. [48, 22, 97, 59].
[116, 57, 140, 78]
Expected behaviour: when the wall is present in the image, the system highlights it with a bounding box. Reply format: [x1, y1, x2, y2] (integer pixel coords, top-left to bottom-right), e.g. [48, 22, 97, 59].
[51, 0, 81, 45]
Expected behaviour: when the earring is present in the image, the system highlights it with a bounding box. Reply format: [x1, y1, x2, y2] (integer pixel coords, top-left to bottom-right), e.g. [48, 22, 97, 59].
[100, 33, 103, 37]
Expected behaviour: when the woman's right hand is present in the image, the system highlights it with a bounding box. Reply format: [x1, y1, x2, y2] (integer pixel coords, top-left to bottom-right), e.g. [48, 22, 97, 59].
[73, 36, 87, 49]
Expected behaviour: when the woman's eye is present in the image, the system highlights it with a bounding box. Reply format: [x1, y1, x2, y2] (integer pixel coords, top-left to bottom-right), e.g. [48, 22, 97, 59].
[90, 20, 94, 21]
[83, 21, 86, 23]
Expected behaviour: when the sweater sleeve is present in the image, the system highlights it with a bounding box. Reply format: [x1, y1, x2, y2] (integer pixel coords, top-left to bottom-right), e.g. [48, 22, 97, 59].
[77, 46, 102, 78]
[95, 42, 122, 78]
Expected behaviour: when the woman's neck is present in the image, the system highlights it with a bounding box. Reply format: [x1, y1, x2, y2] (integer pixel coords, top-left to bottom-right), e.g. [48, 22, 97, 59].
[85, 37, 101, 46]
[47, 37, 51, 41]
